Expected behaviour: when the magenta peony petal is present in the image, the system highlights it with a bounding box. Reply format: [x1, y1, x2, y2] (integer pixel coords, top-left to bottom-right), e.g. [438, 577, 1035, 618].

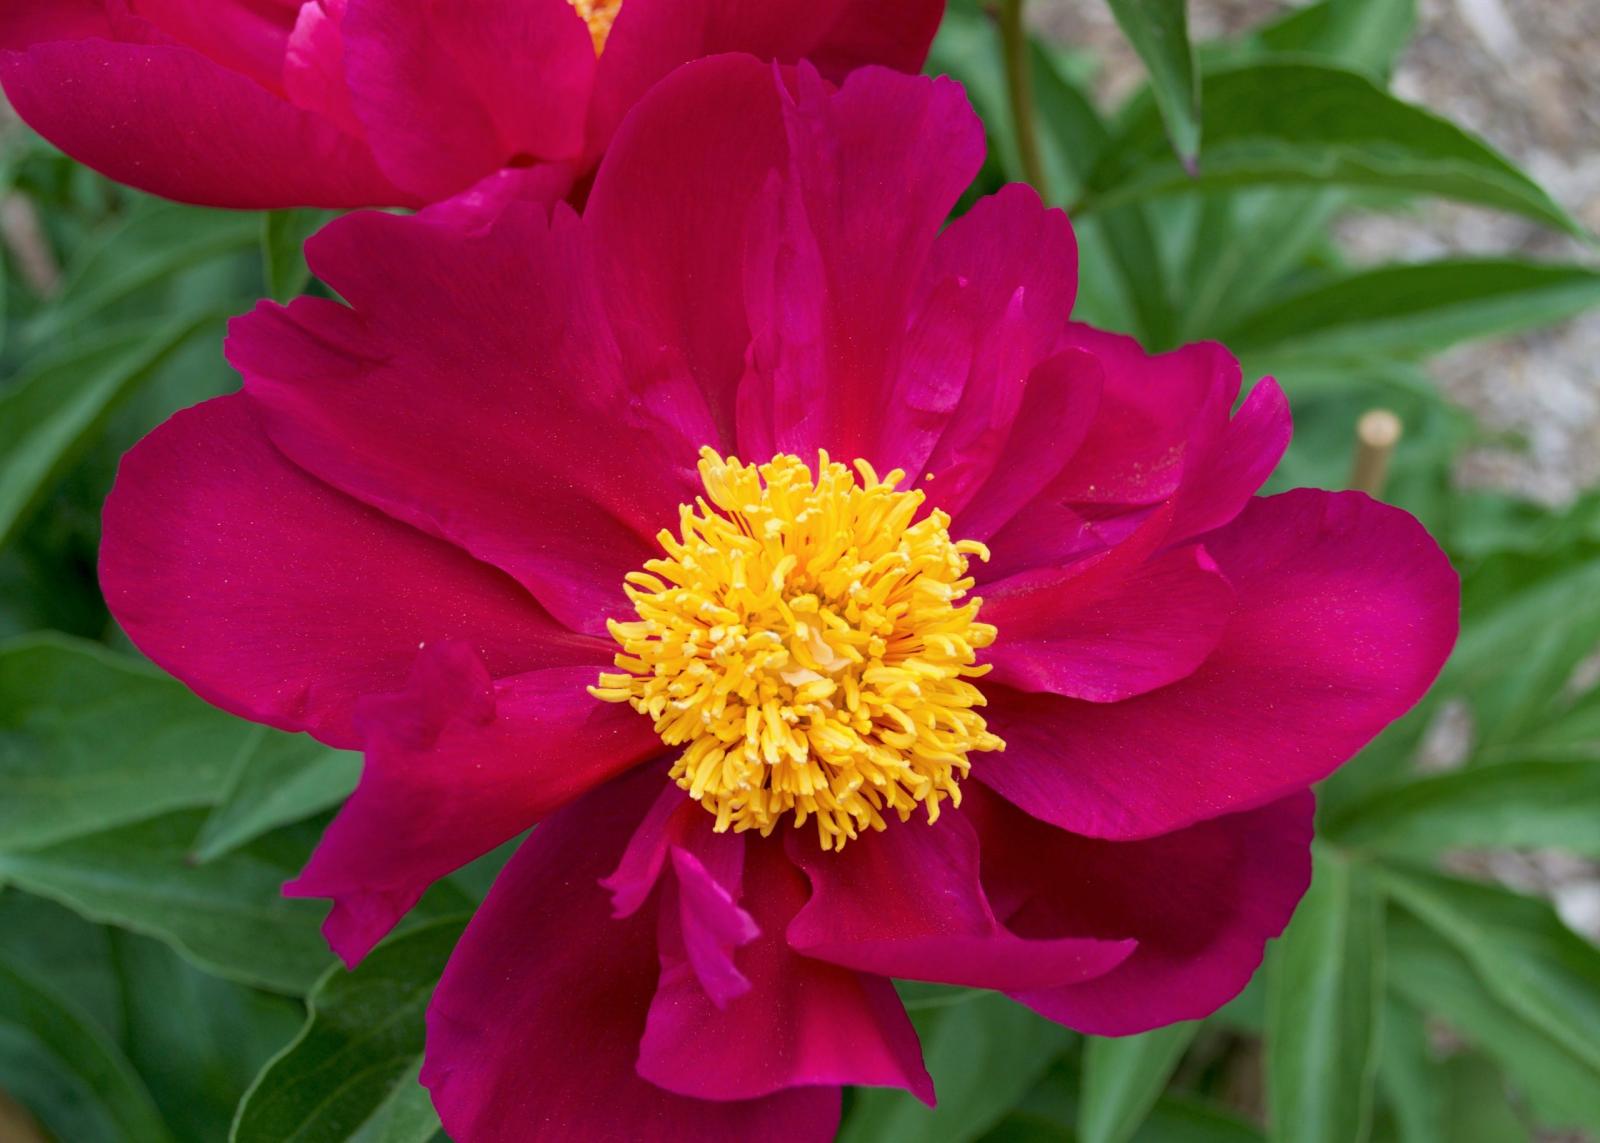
[978, 490, 1459, 839]
[665, 842, 761, 1008]
[970, 786, 1314, 1035]
[127, 0, 299, 94]
[902, 184, 1080, 510]
[229, 205, 712, 635]
[586, 54, 790, 444]
[424, 772, 841, 1143]
[340, 0, 594, 201]
[737, 64, 985, 463]
[100, 394, 594, 746]
[786, 812, 1136, 991]
[807, 0, 948, 78]
[983, 527, 1235, 701]
[284, 0, 361, 137]
[638, 838, 934, 1104]
[0, 0, 111, 46]
[0, 35, 403, 208]
[286, 642, 661, 964]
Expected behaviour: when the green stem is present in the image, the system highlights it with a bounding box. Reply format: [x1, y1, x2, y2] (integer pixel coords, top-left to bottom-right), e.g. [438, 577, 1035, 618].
[996, 0, 1049, 199]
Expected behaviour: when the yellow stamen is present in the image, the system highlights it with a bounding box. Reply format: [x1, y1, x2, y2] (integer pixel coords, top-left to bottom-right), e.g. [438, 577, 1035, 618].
[590, 448, 1004, 851]
[568, 0, 623, 54]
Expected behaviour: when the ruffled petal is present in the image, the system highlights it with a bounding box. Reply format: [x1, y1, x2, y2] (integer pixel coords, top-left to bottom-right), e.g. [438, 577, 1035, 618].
[977, 490, 1459, 838]
[807, 0, 947, 78]
[0, 36, 403, 208]
[229, 205, 712, 635]
[423, 771, 840, 1143]
[0, 0, 111, 46]
[99, 394, 593, 746]
[736, 64, 985, 463]
[637, 837, 933, 1104]
[983, 534, 1234, 701]
[585, 54, 787, 444]
[286, 642, 661, 964]
[786, 813, 1135, 991]
[126, 0, 298, 94]
[970, 786, 1315, 1036]
[340, 0, 595, 201]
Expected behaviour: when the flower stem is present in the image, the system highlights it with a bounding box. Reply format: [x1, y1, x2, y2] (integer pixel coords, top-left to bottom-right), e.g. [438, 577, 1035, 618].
[996, 0, 1049, 200]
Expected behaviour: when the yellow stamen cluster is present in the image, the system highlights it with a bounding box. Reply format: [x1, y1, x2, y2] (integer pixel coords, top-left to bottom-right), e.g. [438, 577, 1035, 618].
[590, 448, 1003, 851]
[568, 0, 623, 54]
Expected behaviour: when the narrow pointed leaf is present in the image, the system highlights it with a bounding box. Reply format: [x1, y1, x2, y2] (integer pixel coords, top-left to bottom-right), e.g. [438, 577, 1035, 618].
[1078, 1022, 1200, 1143]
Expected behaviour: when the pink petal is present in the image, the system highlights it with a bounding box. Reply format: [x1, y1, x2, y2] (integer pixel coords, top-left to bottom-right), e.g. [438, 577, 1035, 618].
[638, 838, 934, 1104]
[0, 0, 111, 45]
[664, 837, 760, 1008]
[284, 0, 360, 136]
[786, 813, 1135, 991]
[228, 205, 711, 635]
[983, 536, 1234, 701]
[0, 37, 402, 209]
[807, 0, 948, 78]
[977, 490, 1459, 839]
[340, 0, 594, 201]
[945, 349, 1103, 541]
[128, 0, 299, 94]
[424, 772, 841, 1143]
[901, 184, 1080, 508]
[970, 786, 1315, 1036]
[99, 394, 593, 746]
[286, 642, 661, 964]
[737, 64, 985, 463]
[1170, 375, 1292, 542]
[585, 54, 791, 444]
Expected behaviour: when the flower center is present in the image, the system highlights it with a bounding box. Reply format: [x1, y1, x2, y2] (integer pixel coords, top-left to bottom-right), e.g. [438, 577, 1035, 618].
[591, 448, 1003, 850]
[568, 0, 622, 54]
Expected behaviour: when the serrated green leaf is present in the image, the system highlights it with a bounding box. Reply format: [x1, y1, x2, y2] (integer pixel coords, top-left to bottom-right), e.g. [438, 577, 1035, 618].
[0, 635, 249, 852]
[1105, 0, 1201, 162]
[0, 811, 334, 994]
[1224, 259, 1600, 359]
[194, 725, 360, 863]
[1329, 761, 1600, 857]
[1078, 1022, 1199, 1143]
[1266, 850, 1384, 1143]
[1082, 62, 1578, 234]
[1387, 911, 1600, 1132]
[1381, 867, 1600, 1078]
[0, 950, 171, 1143]
[0, 317, 206, 550]
[840, 990, 1073, 1143]
[231, 917, 463, 1143]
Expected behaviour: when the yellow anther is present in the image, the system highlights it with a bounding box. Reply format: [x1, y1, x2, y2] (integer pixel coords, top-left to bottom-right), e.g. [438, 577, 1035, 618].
[568, 0, 622, 54]
[590, 448, 1003, 850]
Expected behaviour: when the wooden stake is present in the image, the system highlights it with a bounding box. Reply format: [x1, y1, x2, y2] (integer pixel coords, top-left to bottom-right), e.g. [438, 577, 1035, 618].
[1350, 409, 1403, 497]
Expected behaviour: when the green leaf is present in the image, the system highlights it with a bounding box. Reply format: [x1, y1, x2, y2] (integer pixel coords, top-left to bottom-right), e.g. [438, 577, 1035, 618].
[1255, 0, 1417, 78]
[1082, 62, 1578, 234]
[1224, 259, 1600, 359]
[1373, 1001, 1446, 1143]
[111, 933, 304, 1143]
[1381, 867, 1600, 1078]
[194, 725, 360, 863]
[1078, 1022, 1199, 1143]
[0, 635, 249, 852]
[261, 210, 334, 303]
[840, 990, 1072, 1143]
[0, 950, 171, 1143]
[0, 811, 334, 994]
[23, 201, 259, 346]
[0, 317, 206, 549]
[1105, 0, 1201, 162]
[232, 917, 463, 1143]
[1330, 761, 1600, 857]
[1387, 911, 1600, 1132]
[1266, 850, 1384, 1143]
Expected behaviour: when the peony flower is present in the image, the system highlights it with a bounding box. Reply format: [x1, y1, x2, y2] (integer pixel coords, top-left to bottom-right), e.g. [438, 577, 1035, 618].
[0, 0, 943, 211]
[99, 57, 1458, 1142]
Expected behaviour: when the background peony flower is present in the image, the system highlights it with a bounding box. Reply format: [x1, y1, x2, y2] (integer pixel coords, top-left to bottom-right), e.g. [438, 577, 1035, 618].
[98, 56, 1459, 1142]
[0, 0, 944, 210]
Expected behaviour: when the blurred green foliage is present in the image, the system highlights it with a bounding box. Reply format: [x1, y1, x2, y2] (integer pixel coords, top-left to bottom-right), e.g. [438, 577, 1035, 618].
[3, 0, 1600, 1139]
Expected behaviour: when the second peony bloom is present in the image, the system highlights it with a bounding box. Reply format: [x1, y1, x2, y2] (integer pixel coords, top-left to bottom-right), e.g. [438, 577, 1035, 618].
[99, 57, 1459, 1143]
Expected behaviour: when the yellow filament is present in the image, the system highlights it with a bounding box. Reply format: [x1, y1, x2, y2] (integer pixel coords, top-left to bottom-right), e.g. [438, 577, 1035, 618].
[590, 448, 1003, 850]
[568, 0, 623, 54]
